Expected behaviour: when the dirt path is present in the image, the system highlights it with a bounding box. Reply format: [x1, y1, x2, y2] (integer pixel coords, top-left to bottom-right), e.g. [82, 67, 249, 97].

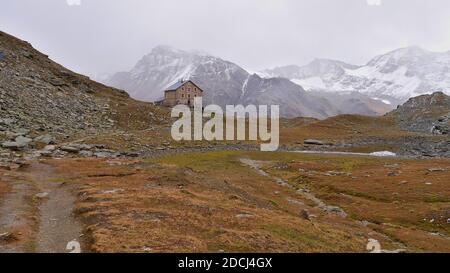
[0, 161, 83, 253]
[26, 162, 83, 253]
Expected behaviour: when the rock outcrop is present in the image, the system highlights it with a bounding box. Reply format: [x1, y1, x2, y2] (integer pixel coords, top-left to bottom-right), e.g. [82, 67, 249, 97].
[387, 92, 450, 134]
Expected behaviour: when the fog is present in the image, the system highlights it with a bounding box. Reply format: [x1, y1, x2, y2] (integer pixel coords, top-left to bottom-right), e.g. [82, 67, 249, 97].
[1, 0, 450, 77]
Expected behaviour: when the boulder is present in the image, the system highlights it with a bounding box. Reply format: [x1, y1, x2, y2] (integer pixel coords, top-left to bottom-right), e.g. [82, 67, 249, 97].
[43, 145, 56, 152]
[78, 144, 94, 150]
[2, 141, 24, 150]
[94, 151, 117, 158]
[34, 134, 55, 145]
[2, 141, 23, 150]
[15, 136, 32, 146]
[14, 128, 30, 136]
[35, 192, 49, 199]
[62, 144, 93, 151]
[79, 150, 93, 157]
[123, 152, 140, 157]
[0, 118, 14, 126]
[60, 145, 80, 153]
[49, 78, 66, 87]
[324, 205, 347, 217]
[2, 136, 31, 150]
[432, 124, 449, 135]
[37, 150, 53, 157]
[299, 209, 311, 220]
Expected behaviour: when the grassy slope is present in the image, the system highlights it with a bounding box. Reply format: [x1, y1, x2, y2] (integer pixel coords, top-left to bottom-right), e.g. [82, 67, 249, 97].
[40, 151, 450, 253]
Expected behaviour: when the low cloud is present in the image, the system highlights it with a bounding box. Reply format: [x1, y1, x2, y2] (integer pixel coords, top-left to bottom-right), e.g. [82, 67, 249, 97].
[0, 0, 449, 77]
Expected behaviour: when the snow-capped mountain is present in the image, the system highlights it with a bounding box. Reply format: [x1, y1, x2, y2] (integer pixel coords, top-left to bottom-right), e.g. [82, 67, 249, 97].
[106, 45, 392, 118]
[108, 45, 248, 103]
[262, 46, 450, 105]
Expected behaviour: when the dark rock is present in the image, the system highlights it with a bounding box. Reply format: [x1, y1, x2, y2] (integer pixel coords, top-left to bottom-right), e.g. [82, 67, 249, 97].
[304, 139, 325, 145]
[1, 141, 24, 150]
[325, 206, 347, 217]
[387, 171, 399, 177]
[37, 150, 53, 157]
[60, 145, 80, 153]
[49, 77, 66, 87]
[123, 152, 140, 157]
[299, 209, 311, 220]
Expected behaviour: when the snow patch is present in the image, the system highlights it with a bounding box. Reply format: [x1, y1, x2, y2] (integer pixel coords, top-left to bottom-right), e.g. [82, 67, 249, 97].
[369, 151, 397, 157]
[373, 98, 392, 105]
[291, 77, 326, 91]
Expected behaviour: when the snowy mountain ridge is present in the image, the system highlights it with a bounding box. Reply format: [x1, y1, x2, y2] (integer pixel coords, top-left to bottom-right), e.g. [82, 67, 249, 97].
[262, 46, 450, 105]
[106, 45, 395, 118]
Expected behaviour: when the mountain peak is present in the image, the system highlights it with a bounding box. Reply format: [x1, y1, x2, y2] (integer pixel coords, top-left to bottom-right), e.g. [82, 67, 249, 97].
[367, 46, 430, 66]
[310, 58, 340, 64]
[388, 46, 429, 57]
[151, 45, 184, 54]
[150, 45, 213, 58]
[308, 58, 357, 69]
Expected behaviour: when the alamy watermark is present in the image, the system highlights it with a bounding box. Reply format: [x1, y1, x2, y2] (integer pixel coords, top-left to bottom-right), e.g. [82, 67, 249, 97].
[66, 0, 81, 6]
[171, 98, 280, 152]
[366, 0, 382, 6]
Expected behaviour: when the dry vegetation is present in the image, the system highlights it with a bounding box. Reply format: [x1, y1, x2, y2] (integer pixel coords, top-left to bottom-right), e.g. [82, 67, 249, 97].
[0, 170, 9, 205]
[280, 115, 413, 144]
[27, 151, 448, 253]
[1, 111, 449, 253]
[2, 29, 449, 254]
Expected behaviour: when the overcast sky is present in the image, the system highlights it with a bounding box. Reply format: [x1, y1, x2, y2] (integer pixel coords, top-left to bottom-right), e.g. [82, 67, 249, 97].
[1, 0, 450, 77]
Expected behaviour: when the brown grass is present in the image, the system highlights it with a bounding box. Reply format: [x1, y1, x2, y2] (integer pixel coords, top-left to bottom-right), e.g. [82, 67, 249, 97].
[38, 150, 449, 253]
[262, 153, 450, 252]
[0, 170, 10, 202]
[46, 156, 376, 253]
[279, 115, 415, 145]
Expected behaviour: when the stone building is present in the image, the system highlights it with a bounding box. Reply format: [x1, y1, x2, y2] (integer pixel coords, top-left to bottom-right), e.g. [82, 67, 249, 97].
[162, 80, 203, 107]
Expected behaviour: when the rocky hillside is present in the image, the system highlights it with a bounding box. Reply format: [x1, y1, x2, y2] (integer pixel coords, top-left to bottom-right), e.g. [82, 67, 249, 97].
[0, 31, 167, 154]
[106, 45, 390, 118]
[387, 92, 450, 134]
[238, 75, 337, 118]
[262, 47, 450, 106]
